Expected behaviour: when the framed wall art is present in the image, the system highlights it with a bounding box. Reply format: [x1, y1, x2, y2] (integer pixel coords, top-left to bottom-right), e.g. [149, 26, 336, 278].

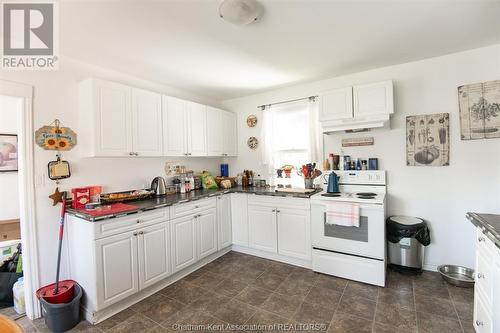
[0, 134, 18, 172]
[406, 113, 449, 166]
[458, 80, 500, 140]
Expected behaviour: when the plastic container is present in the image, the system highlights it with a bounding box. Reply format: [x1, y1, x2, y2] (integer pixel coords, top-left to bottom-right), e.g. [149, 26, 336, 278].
[13, 277, 25, 314]
[40, 283, 82, 333]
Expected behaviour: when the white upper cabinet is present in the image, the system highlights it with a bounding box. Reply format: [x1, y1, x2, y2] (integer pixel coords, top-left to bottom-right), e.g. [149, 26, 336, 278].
[319, 80, 394, 133]
[353, 80, 394, 117]
[162, 95, 188, 156]
[207, 107, 224, 156]
[79, 79, 132, 157]
[222, 110, 238, 156]
[131, 88, 163, 156]
[187, 102, 207, 156]
[319, 87, 353, 121]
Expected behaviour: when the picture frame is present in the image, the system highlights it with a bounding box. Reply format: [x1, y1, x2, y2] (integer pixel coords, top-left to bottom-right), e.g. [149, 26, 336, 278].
[0, 134, 18, 172]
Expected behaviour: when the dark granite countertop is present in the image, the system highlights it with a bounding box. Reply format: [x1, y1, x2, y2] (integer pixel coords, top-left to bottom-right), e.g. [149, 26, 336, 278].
[466, 212, 500, 249]
[66, 186, 321, 222]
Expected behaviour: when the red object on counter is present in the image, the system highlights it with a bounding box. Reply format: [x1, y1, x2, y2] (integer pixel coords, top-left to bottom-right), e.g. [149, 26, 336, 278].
[71, 187, 90, 209]
[81, 203, 139, 217]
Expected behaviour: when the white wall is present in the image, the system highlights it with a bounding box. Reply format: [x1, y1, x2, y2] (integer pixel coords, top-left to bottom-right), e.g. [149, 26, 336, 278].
[0, 57, 223, 285]
[222, 44, 500, 270]
[0, 96, 21, 220]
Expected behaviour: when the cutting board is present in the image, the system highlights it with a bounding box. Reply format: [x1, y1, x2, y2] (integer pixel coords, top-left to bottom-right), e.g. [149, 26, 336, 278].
[82, 203, 139, 217]
[275, 188, 316, 194]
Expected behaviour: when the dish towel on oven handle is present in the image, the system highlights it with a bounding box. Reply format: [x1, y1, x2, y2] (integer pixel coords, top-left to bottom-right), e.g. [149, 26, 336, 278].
[325, 202, 360, 227]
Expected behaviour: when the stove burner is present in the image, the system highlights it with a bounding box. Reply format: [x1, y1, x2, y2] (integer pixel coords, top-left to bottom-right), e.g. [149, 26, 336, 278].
[356, 196, 375, 199]
[321, 193, 341, 197]
[356, 192, 377, 196]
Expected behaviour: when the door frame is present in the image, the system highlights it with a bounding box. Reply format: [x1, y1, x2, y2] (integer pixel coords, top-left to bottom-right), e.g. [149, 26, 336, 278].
[0, 79, 40, 319]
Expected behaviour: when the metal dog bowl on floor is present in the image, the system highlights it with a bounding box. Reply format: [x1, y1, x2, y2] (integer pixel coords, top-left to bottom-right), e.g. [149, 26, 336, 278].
[437, 265, 475, 288]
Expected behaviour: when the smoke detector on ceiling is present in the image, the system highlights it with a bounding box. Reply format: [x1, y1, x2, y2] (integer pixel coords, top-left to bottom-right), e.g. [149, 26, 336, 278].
[219, 0, 261, 25]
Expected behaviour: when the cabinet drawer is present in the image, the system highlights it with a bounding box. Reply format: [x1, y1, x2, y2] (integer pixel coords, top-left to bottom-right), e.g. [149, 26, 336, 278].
[474, 293, 492, 333]
[95, 208, 169, 239]
[171, 198, 216, 219]
[476, 229, 495, 257]
[476, 251, 493, 306]
[247, 195, 310, 210]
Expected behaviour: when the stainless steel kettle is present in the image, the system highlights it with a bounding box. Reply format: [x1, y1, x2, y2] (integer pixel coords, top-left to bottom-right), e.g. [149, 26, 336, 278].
[150, 176, 167, 196]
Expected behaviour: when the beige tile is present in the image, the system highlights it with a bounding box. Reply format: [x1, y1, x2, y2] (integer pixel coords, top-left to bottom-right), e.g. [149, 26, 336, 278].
[162, 281, 207, 304]
[378, 287, 414, 310]
[303, 285, 342, 307]
[328, 312, 372, 333]
[448, 286, 474, 304]
[213, 299, 257, 325]
[235, 286, 271, 306]
[336, 294, 376, 321]
[385, 271, 413, 292]
[315, 274, 348, 292]
[189, 290, 231, 314]
[275, 276, 313, 297]
[252, 271, 287, 291]
[191, 272, 225, 290]
[260, 292, 302, 319]
[344, 281, 379, 301]
[415, 294, 458, 319]
[97, 307, 136, 330]
[416, 311, 462, 333]
[373, 322, 415, 333]
[292, 301, 335, 326]
[374, 301, 416, 331]
[454, 300, 473, 321]
[108, 313, 161, 333]
[212, 278, 248, 297]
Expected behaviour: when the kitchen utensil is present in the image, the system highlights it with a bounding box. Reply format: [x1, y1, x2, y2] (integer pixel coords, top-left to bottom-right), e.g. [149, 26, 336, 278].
[437, 265, 475, 288]
[327, 171, 340, 193]
[100, 189, 153, 203]
[304, 178, 314, 189]
[150, 176, 167, 196]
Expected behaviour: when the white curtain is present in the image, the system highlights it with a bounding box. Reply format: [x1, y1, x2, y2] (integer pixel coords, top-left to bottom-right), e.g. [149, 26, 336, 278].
[260, 104, 275, 175]
[308, 97, 322, 164]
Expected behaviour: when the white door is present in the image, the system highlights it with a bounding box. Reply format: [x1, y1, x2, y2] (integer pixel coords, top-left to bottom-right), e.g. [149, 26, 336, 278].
[131, 88, 163, 156]
[277, 208, 311, 260]
[162, 95, 188, 156]
[187, 102, 207, 156]
[95, 231, 138, 310]
[197, 208, 218, 259]
[353, 80, 393, 117]
[207, 107, 223, 156]
[231, 193, 248, 246]
[138, 222, 171, 290]
[94, 79, 132, 156]
[248, 205, 278, 253]
[222, 111, 238, 156]
[171, 215, 197, 273]
[217, 195, 232, 249]
[319, 87, 353, 121]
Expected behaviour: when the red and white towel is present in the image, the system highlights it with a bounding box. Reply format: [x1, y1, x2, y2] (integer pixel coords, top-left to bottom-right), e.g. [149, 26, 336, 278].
[325, 202, 360, 227]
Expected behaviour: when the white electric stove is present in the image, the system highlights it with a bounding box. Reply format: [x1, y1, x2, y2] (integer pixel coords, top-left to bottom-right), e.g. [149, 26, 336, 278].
[310, 170, 387, 286]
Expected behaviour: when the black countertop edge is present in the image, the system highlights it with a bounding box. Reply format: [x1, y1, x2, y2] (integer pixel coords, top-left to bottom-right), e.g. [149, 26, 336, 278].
[466, 212, 500, 250]
[66, 187, 322, 222]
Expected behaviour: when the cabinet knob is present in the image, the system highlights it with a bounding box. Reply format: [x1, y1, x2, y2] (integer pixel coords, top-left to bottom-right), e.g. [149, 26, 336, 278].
[478, 237, 485, 242]
[276, 210, 281, 213]
[133, 232, 138, 236]
[476, 320, 484, 326]
[129, 152, 134, 156]
[272, 209, 276, 212]
[136, 219, 142, 224]
[135, 152, 139, 156]
[477, 273, 485, 279]
[139, 231, 144, 235]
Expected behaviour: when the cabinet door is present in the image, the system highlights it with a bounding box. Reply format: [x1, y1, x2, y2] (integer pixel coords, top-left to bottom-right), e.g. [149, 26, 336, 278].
[353, 80, 393, 117]
[197, 208, 218, 259]
[222, 111, 238, 156]
[95, 231, 138, 310]
[171, 215, 197, 273]
[319, 87, 353, 121]
[93, 80, 132, 156]
[277, 208, 311, 260]
[207, 107, 224, 156]
[217, 195, 232, 250]
[231, 193, 248, 246]
[248, 205, 277, 253]
[138, 222, 171, 290]
[493, 248, 500, 330]
[162, 95, 188, 156]
[131, 88, 163, 156]
[187, 102, 207, 156]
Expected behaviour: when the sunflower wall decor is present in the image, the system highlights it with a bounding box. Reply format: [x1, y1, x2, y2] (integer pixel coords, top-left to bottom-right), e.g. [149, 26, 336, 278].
[35, 119, 77, 151]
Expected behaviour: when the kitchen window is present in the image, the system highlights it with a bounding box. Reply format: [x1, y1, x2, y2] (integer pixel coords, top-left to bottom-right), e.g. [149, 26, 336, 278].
[261, 97, 321, 186]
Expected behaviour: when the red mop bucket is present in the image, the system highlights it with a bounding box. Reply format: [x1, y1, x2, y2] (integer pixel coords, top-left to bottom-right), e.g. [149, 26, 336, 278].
[36, 192, 76, 304]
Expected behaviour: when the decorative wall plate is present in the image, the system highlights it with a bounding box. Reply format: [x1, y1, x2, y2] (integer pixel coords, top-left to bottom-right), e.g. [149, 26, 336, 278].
[246, 114, 258, 127]
[247, 136, 258, 150]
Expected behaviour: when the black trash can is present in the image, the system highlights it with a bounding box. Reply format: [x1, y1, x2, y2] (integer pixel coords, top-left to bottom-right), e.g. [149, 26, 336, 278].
[387, 216, 430, 273]
[40, 283, 82, 333]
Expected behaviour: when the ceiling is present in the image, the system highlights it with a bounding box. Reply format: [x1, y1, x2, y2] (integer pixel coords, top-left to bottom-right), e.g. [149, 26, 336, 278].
[60, 0, 500, 101]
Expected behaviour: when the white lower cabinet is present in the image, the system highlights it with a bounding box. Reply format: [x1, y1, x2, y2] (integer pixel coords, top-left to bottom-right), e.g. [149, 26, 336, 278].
[277, 208, 311, 260]
[248, 205, 278, 253]
[95, 231, 139, 310]
[197, 208, 218, 259]
[231, 193, 249, 246]
[138, 222, 171, 290]
[217, 195, 232, 249]
[171, 215, 197, 273]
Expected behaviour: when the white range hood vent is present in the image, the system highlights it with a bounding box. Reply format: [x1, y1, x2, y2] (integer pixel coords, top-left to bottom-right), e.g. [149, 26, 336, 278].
[321, 114, 391, 134]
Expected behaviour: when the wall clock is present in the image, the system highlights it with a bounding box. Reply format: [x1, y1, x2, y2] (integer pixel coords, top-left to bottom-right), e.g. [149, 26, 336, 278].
[247, 136, 258, 149]
[246, 114, 258, 127]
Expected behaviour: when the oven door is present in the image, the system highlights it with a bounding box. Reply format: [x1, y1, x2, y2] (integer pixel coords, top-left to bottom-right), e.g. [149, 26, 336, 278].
[311, 201, 385, 259]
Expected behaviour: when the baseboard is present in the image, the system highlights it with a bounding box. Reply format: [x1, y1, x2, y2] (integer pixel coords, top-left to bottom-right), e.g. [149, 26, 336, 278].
[231, 245, 312, 269]
[423, 263, 438, 272]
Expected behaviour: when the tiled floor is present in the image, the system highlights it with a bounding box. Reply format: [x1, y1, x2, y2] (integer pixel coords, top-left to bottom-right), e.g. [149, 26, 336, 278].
[2, 251, 473, 332]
